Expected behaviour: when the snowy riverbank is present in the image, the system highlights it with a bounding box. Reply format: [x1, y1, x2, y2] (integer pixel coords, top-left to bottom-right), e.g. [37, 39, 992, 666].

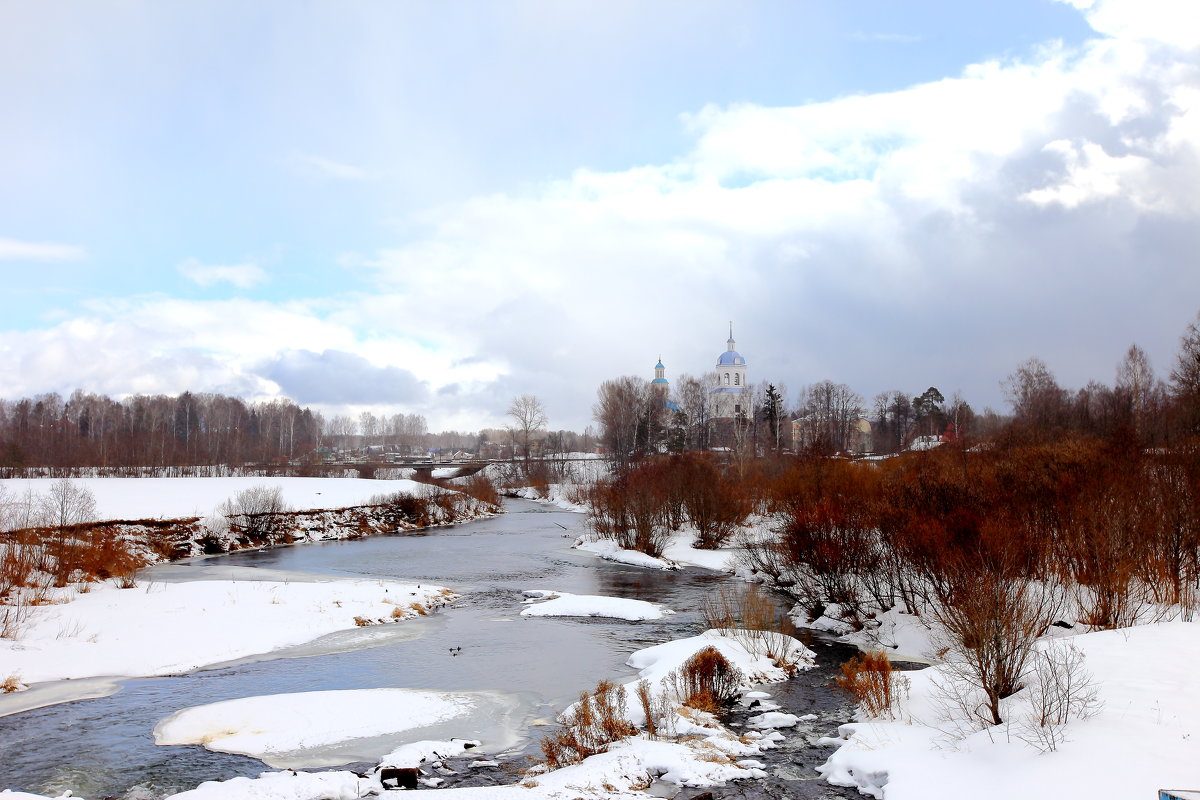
[135, 627, 813, 800]
[818, 621, 1200, 800]
[0, 576, 457, 712]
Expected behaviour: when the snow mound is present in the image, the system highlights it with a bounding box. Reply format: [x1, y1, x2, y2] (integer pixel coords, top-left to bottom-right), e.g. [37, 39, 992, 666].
[377, 738, 481, 769]
[520, 590, 675, 621]
[155, 689, 481, 768]
[574, 538, 678, 570]
[164, 769, 369, 799]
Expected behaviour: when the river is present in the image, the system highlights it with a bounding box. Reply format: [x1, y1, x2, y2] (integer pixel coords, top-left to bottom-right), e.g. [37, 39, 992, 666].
[0, 499, 861, 799]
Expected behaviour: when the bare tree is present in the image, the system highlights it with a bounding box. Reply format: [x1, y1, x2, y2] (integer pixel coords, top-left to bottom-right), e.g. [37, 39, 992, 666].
[40, 478, 97, 530]
[1171, 312, 1200, 434]
[1002, 357, 1067, 431]
[593, 377, 664, 472]
[794, 381, 863, 454]
[507, 394, 548, 461]
[1115, 343, 1164, 441]
[675, 373, 715, 451]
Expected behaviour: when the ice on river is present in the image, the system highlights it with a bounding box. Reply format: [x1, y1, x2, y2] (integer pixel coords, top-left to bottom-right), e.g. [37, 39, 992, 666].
[155, 688, 522, 769]
[0, 577, 454, 693]
[520, 589, 675, 620]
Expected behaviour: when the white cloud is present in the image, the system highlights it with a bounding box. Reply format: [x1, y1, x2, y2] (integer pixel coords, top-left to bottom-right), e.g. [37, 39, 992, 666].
[177, 259, 268, 289]
[0, 236, 85, 261]
[4, 0, 1200, 430]
[1060, 0, 1200, 49]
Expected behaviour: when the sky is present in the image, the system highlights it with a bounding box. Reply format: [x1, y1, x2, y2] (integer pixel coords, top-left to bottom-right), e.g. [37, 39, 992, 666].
[1, 0, 1199, 432]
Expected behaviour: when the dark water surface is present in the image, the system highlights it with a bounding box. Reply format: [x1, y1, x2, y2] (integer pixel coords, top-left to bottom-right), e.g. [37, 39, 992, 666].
[0, 500, 859, 799]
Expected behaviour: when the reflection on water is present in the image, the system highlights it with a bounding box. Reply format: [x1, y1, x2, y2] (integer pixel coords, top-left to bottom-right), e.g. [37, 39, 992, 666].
[0, 500, 739, 798]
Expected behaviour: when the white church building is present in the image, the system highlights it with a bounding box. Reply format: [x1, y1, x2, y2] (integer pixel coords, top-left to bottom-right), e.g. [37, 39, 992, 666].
[711, 324, 749, 419]
[649, 324, 750, 422]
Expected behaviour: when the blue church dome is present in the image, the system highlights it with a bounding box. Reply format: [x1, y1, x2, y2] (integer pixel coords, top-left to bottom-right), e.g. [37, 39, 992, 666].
[717, 350, 745, 366]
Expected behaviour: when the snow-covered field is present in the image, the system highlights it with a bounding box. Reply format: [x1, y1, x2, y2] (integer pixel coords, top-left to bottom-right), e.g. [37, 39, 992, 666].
[0, 476, 438, 521]
[0, 578, 454, 696]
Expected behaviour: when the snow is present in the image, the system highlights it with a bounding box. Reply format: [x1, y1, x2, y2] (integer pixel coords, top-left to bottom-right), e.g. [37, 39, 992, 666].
[625, 629, 814, 693]
[520, 590, 675, 621]
[165, 770, 370, 800]
[745, 711, 800, 729]
[0, 577, 453, 690]
[819, 622, 1200, 800]
[376, 738, 481, 769]
[575, 528, 752, 574]
[511, 485, 590, 513]
[837, 605, 940, 662]
[0, 476, 438, 522]
[155, 689, 482, 768]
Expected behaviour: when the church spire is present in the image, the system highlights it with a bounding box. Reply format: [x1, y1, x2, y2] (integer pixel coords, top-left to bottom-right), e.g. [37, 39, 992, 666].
[727, 321, 736, 352]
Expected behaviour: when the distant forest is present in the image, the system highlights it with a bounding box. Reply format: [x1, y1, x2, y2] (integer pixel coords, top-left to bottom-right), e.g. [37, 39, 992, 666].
[0, 390, 478, 474]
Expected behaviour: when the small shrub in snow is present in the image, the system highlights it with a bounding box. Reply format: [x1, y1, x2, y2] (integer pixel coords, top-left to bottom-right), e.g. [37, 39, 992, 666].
[539, 679, 638, 769]
[676, 646, 744, 714]
[635, 679, 657, 739]
[1016, 642, 1101, 752]
[219, 485, 291, 544]
[834, 651, 907, 719]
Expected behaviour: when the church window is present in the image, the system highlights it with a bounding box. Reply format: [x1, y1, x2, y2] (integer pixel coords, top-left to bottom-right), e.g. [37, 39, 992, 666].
[724, 373, 730, 386]
[734, 374, 740, 386]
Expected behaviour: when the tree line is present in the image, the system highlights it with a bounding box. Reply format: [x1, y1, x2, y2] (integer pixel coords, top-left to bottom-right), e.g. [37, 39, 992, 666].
[592, 310, 1200, 464]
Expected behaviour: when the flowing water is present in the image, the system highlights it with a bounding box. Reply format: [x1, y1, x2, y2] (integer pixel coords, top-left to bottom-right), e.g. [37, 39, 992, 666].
[0, 499, 861, 799]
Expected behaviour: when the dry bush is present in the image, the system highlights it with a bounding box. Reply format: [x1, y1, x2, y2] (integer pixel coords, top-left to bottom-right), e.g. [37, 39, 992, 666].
[431, 488, 465, 517]
[54, 528, 147, 586]
[929, 565, 1065, 727]
[1017, 642, 1101, 752]
[586, 468, 672, 558]
[675, 646, 744, 713]
[701, 583, 801, 670]
[460, 474, 502, 507]
[635, 679, 657, 739]
[674, 453, 752, 549]
[368, 490, 433, 525]
[222, 485, 291, 544]
[834, 651, 906, 718]
[540, 679, 638, 769]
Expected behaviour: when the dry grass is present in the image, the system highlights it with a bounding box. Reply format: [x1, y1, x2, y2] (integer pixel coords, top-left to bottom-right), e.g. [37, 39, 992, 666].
[539, 679, 638, 769]
[353, 615, 371, 627]
[702, 583, 801, 671]
[635, 679, 657, 739]
[834, 651, 905, 718]
[0, 674, 23, 693]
